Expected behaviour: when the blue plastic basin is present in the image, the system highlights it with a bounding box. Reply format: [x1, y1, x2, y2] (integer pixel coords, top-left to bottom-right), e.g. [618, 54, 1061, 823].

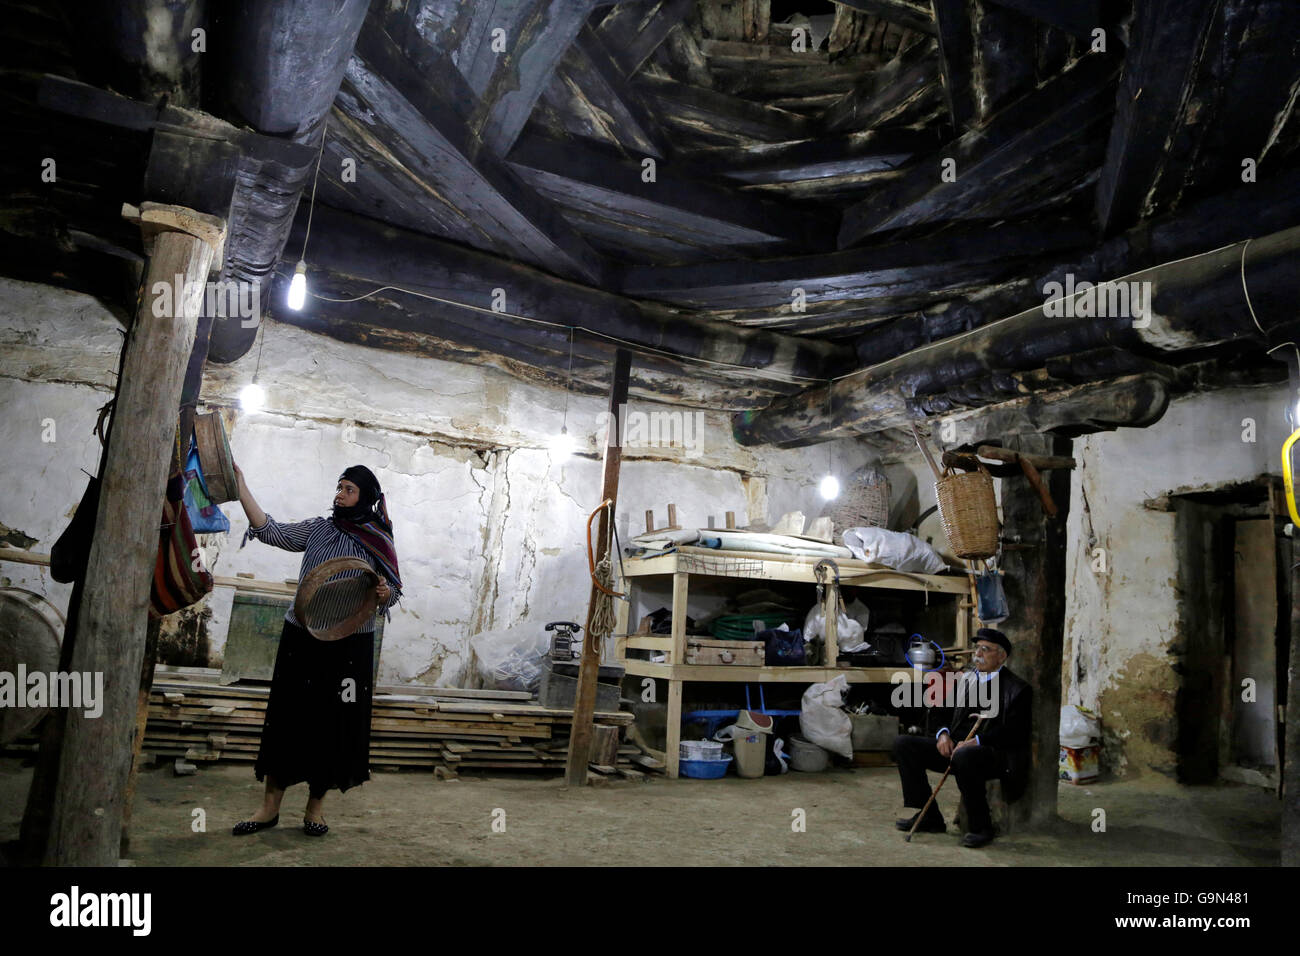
[679, 755, 733, 779]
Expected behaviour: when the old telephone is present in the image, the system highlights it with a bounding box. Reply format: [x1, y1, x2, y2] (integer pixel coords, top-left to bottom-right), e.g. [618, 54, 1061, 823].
[544, 620, 583, 661]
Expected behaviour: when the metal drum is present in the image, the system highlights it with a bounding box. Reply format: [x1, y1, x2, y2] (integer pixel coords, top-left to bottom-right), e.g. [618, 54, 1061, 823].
[0, 588, 65, 744]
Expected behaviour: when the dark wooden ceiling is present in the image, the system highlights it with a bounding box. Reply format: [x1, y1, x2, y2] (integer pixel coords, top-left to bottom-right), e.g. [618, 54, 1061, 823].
[2, 0, 1299, 450]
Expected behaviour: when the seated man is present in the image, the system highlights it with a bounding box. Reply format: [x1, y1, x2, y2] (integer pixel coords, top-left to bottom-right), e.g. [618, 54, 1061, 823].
[891, 628, 1032, 847]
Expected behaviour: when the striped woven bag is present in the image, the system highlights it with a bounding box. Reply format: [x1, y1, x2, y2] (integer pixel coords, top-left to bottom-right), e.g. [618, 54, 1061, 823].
[149, 471, 214, 618]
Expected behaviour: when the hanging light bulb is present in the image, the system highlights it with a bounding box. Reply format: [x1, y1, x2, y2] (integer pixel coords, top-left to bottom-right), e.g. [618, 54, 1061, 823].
[550, 426, 575, 459]
[240, 382, 266, 412]
[550, 327, 577, 463]
[820, 473, 840, 500]
[287, 259, 308, 311]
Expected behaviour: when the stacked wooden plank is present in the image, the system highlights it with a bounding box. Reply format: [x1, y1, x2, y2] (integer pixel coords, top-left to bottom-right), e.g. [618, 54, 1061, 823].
[143, 670, 644, 776]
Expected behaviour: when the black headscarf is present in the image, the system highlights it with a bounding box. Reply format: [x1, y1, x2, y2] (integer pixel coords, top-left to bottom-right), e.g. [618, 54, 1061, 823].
[332, 464, 382, 523]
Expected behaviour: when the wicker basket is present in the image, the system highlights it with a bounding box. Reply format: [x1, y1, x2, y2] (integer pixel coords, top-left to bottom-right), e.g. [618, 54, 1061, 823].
[935, 464, 999, 559]
[829, 467, 891, 532]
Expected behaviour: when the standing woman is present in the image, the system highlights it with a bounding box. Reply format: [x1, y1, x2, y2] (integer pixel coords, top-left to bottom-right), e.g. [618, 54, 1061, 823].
[230, 462, 402, 837]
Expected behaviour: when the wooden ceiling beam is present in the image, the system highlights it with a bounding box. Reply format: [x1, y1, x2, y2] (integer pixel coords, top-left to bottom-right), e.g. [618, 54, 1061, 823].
[830, 0, 937, 36]
[733, 223, 1300, 445]
[931, 0, 978, 131]
[1143, 0, 1300, 218]
[619, 217, 1094, 309]
[698, 127, 943, 186]
[972, 0, 1039, 120]
[632, 73, 812, 147]
[283, 203, 853, 387]
[541, 24, 671, 158]
[1093, 0, 1222, 235]
[506, 133, 836, 252]
[855, 173, 1300, 365]
[595, 0, 696, 76]
[447, 0, 601, 156]
[837, 53, 1119, 246]
[345, 16, 611, 285]
[821, 36, 942, 133]
[982, 0, 1101, 40]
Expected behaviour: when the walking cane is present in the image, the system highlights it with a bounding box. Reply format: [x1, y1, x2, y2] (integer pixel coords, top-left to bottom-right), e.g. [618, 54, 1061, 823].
[905, 716, 986, 843]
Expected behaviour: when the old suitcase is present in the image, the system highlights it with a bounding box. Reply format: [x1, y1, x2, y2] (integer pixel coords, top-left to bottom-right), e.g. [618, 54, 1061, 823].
[684, 638, 765, 665]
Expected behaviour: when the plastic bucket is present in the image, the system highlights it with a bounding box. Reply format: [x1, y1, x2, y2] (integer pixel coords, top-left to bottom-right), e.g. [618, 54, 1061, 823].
[733, 732, 766, 778]
[788, 734, 829, 772]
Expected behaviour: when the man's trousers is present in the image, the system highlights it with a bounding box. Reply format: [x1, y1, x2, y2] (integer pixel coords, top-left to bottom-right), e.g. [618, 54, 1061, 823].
[892, 734, 1002, 834]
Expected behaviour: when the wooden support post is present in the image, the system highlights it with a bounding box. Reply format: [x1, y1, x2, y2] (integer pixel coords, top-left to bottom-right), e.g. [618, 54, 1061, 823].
[666, 503, 678, 529]
[725, 511, 736, 529]
[44, 215, 221, 865]
[645, 510, 655, 534]
[666, 678, 683, 779]
[670, 571, 689, 666]
[1000, 432, 1072, 831]
[822, 577, 839, 665]
[120, 616, 160, 858]
[566, 349, 632, 786]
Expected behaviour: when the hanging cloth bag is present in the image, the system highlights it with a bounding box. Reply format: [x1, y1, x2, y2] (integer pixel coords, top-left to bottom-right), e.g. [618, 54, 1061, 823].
[182, 434, 230, 534]
[149, 470, 215, 618]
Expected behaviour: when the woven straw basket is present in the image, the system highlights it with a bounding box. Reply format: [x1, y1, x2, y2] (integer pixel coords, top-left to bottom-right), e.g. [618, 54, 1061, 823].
[935, 464, 999, 559]
[829, 467, 890, 531]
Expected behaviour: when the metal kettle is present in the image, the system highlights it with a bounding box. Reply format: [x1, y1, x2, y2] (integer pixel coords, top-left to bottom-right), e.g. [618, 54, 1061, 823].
[906, 634, 943, 669]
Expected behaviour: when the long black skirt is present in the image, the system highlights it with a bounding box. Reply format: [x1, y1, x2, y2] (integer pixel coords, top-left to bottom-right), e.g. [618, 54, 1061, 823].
[254, 619, 373, 798]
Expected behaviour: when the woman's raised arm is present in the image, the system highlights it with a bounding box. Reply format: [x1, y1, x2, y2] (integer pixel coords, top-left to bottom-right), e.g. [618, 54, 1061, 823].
[234, 462, 268, 530]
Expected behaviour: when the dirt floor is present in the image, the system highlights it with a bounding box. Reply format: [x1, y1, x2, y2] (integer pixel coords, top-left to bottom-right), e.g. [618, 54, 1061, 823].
[0, 756, 1280, 866]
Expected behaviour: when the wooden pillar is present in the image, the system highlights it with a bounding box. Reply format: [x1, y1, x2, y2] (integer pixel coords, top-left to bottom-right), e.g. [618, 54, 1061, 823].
[1284, 536, 1300, 866]
[119, 616, 160, 857]
[1000, 432, 1072, 830]
[565, 349, 632, 786]
[44, 212, 222, 865]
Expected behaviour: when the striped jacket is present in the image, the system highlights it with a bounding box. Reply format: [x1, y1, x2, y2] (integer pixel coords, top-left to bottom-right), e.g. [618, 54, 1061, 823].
[245, 514, 401, 633]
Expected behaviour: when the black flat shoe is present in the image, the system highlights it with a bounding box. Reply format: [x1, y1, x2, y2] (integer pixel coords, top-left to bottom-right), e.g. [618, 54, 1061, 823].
[232, 814, 278, 836]
[303, 819, 329, 837]
[896, 812, 946, 833]
[961, 830, 995, 848]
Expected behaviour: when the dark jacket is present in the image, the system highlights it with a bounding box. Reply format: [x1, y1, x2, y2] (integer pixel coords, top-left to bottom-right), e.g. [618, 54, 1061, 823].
[943, 666, 1032, 800]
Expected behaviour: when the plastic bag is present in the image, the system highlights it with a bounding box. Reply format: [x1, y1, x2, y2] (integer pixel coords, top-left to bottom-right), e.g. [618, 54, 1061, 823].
[802, 604, 865, 654]
[844, 596, 871, 632]
[1060, 704, 1101, 748]
[976, 570, 1009, 623]
[470, 623, 551, 692]
[842, 527, 946, 573]
[770, 737, 791, 774]
[183, 441, 230, 534]
[761, 624, 805, 665]
[799, 674, 853, 758]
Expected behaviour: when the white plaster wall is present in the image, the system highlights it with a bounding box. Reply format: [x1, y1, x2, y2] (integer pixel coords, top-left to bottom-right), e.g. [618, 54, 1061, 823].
[1061, 384, 1289, 775]
[4, 276, 1287, 756]
[0, 279, 119, 623]
[0, 277, 884, 689]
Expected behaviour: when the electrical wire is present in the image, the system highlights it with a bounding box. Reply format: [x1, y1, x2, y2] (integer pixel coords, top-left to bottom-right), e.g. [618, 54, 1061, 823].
[295, 277, 828, 386]
[300, 118, 328, 262]
[832, 235, 1269, 383]
[278, 229, 1275, 394]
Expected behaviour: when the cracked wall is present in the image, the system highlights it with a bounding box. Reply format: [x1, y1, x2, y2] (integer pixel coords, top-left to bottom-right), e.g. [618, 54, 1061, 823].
[0, 276, 880, 688]
[1061, 385, 1289, 778]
